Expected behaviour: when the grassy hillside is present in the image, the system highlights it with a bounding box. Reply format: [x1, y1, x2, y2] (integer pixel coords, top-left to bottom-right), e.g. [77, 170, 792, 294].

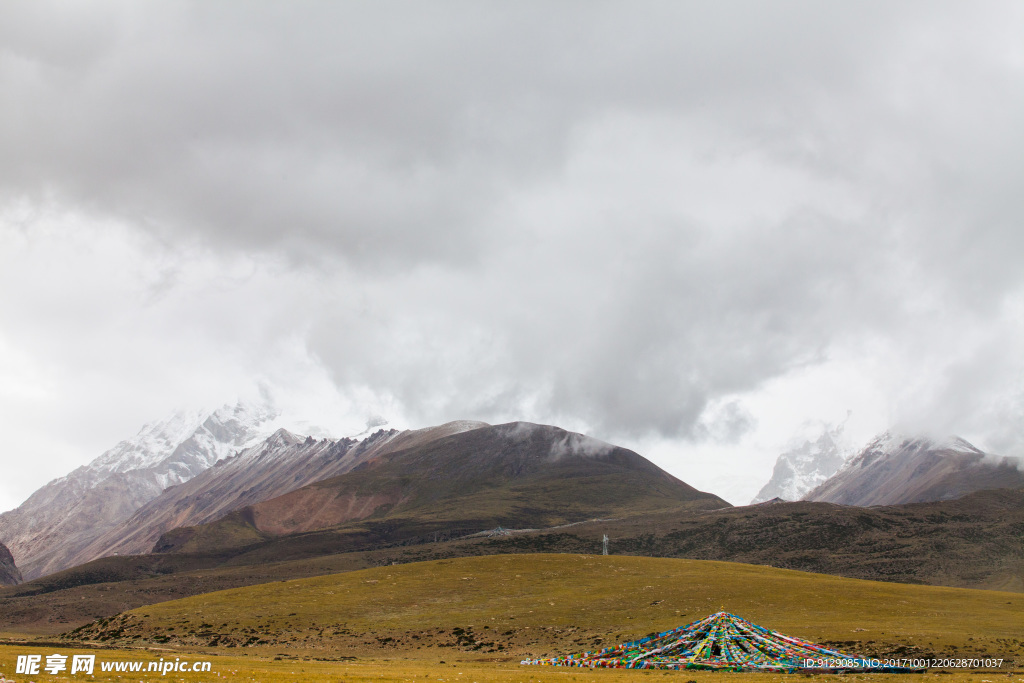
[4, 489, 1023, 637]
[66, 554, 1024, 666]
[2, 488, 1020, 643]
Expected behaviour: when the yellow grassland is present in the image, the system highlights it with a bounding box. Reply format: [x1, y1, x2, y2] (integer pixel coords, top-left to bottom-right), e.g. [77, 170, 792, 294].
[73, 556, 1023, 662]
[10, 555, 1020, 681]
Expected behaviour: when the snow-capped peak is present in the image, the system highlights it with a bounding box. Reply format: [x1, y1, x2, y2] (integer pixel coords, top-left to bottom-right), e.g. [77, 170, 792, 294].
[263, 428, 306, 450]
[843, 431, 985, 473]
[751, 417, 855, 504]
[801, 428, 1020, 507]
[87, 398, 280, 476]
[89, 407, 210, 474]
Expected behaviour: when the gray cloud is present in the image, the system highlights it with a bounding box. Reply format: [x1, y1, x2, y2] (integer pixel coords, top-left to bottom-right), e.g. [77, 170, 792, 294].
[2, 1, 1023, 507]
[5, 2, 1016, 267]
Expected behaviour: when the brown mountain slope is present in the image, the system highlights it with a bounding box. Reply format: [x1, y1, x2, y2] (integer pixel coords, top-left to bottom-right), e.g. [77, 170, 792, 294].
[156, 421, 728, 554]
[805, 432, 1024, 506]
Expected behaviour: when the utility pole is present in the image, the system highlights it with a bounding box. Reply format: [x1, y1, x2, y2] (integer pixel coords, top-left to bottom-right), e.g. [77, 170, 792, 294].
[602, 534, 609, 555]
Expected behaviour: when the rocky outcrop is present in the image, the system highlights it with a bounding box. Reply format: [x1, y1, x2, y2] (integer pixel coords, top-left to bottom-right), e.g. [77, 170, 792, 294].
[0, 540, 21, 585]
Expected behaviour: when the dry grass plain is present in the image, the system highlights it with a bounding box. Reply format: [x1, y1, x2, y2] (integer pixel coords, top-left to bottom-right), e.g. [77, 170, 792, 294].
[3, 555, 1022, 682]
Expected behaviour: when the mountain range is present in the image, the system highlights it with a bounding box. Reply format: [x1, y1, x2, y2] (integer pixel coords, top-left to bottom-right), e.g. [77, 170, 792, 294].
[152, 421, 727, 557]
[804, 432, 1024, 506]
[4, 397, 1024, 590]
[1, 414, 726, 581]
[752, 421, 1024, 507]
[2, 411, 1024, 638]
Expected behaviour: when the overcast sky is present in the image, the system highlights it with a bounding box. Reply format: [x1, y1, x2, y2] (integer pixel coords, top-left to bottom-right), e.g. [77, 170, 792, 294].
[2, 1, 1022, 509]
